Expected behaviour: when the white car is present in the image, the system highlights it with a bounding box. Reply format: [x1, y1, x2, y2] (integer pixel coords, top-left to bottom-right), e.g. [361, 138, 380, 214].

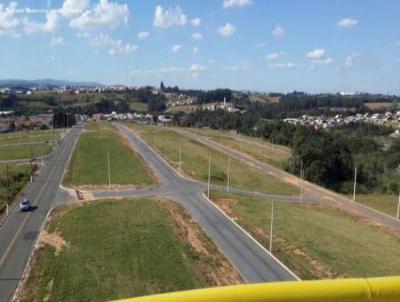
[19, 198, 31, 212]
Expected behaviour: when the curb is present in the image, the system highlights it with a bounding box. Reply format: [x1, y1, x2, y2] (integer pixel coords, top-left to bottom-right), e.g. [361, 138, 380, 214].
[177, 128, 400, 225]
[201, 192, 300, 281]
[12, 205, 57, 302]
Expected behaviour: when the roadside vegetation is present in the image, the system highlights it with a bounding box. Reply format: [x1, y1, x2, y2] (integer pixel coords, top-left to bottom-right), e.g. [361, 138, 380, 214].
[209, 191, 400, 280]
[63, 122, 155, 188]
[130, 124, 298, 195]
[350, 194, 399, 218]
[0, 129, 64, 161]
[17, 199, 242, 301]
[0, 163, 32, 214]
[186, 127, 290, 169]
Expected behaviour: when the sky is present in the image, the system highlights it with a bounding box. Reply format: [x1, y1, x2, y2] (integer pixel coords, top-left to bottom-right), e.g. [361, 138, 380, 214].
[0, 0, 399, 93]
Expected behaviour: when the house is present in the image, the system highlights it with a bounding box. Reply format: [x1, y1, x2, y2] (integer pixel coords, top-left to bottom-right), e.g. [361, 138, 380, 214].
[92, 113, 103, 122]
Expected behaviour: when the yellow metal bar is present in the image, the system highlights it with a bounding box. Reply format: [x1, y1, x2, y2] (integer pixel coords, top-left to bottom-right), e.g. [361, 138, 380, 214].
[113, 276, 400, 302]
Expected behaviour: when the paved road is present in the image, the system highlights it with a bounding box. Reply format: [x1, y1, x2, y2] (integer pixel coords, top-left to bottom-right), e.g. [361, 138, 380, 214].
[0, 126, 81, 302]
[176, 128, 400, 231]
[114, 123, 298, 283]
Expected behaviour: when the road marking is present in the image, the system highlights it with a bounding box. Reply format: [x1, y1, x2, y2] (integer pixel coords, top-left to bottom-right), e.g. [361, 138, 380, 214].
[0, 133, 73, 267]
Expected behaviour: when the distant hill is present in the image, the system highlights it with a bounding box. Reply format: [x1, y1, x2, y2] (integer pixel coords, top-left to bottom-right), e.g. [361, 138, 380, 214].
[0, 79, 104, 89]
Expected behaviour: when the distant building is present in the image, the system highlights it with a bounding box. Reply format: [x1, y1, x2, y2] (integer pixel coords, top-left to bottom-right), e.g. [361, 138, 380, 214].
[92, 113, 103, 122]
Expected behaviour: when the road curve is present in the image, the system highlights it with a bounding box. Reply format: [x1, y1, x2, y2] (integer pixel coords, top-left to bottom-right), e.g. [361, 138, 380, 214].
[114, 122, 298, 283]
[0, 127, 82, 302]
[175, 128, 400, 232]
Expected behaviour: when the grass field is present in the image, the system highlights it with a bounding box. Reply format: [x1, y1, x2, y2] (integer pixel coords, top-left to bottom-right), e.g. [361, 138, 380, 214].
[0, 143, 53, 161]
[0, 164, 32, 213]
[0, 129, 64, 161]
[18, 199, 242, 301]
[130, 101, 148, 112]
[63, 122, 155, 188]
[130, 124, 297, 195]
[0, 129, 63, 145]
[210, 191, 400, 280]
[186, 128, 291, 169]
[349, 194, 399, 218]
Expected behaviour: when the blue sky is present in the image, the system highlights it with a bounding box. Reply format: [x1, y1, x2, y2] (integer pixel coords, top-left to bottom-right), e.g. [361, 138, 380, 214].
[0, 0, 399, 93]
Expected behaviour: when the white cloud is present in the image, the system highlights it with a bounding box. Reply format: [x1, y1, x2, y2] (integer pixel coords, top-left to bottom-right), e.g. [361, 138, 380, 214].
[254, 42, 266, 48]
[345, 53, 361, 67]
[305, 48, 325, 59]
[69, 0, 129, 31]
[266, 53, 280, 60]
[193, 46, 199, 54]
[269, 62, 295, 70]
[223, 0, 252, 8]
[312, 57, 333, 65]
[61, 0, 90, 17]
[191, 17, 201, 27]
[172, 44, 182, 53]
[50, 36, 66, 47]
[192, 33, 203, 41]
[82, 32, 137, 56]
[138, 31, 149, 40]
[24, 10, 59, 34]
[189, 64, 207, 77]
[217, 22, 236, 37]
[153, 5, 187, 28]
[337, 18, 358, 29]
[226, 62, 250, 71]
[208, 59, 215, 64]
[109, 42, 137, 56]
[0, 2, 21, 38]
[132, 64, 207, 78]
[272, 24, 285, 38]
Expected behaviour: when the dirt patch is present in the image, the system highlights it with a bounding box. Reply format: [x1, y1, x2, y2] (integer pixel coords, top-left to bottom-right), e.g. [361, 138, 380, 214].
[334, 205, 400, 238]
[213, 199, 238, 221]
[283, 175, 301, 187]
[38, 230, 67, 256]
[160, 199, 243, 286]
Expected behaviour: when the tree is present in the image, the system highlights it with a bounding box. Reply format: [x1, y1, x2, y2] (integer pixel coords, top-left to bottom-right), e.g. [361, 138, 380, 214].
[52, 109, 76, 128]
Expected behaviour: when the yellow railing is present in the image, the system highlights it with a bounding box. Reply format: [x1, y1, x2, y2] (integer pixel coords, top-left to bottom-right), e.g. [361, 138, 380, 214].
[113, 276, 400, 302]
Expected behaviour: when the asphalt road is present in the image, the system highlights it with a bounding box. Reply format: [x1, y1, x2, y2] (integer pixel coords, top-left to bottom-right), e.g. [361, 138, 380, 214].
[176, 128, 400, 232]
[0, 126, 81, 302]
[114, 123, 298, 283]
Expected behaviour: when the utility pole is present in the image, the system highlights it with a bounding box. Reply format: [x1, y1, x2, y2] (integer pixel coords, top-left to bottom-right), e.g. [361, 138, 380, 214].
[226, 155, 230, 192]
[353, 166, 357, 202]
[6, 164, 9, 216]
[30, 145, 33, 182]
[207, 153, 211, 198]
[41, 131, 44, 165]
[397, 192, 400, 220]
[107, 149, 111, 191]
[269, 201, 274, 253]
[299, 168, 304, 203]
[179, 143, 182, 175]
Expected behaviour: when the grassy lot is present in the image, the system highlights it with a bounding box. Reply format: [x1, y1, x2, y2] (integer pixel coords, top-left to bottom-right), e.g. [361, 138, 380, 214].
[130, 124, 297, 195]
[18, 199, 242, 301]
[348, 194, 399, 218]
[0, 164, 32, 213]
[186, 127, 291, 169]
[0, 143, 53, 161]
[0, 129, 63, 145]
[210, 191, 400, 279]
[130, 101, 147, 112]
[63, 122, 154, 188]
[0, 129, 64, 161]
